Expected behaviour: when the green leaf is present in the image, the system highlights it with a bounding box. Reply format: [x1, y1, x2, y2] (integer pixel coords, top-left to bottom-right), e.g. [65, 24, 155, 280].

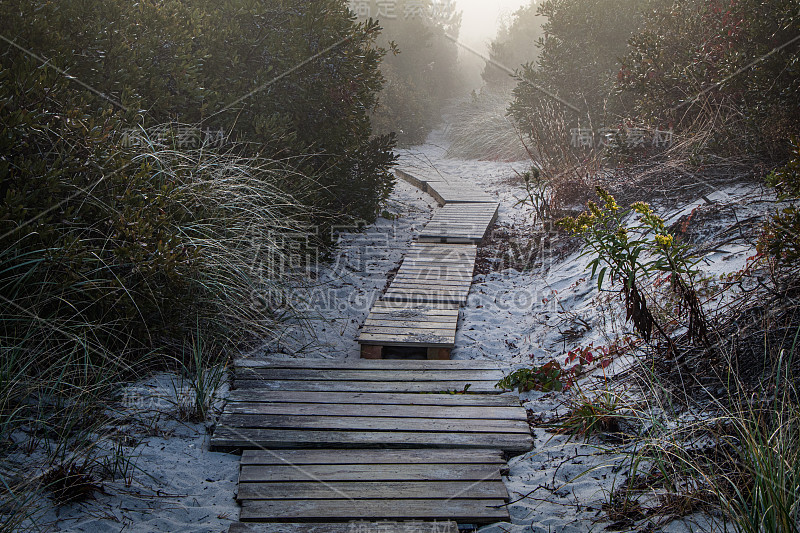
[598, 266, 607, 289]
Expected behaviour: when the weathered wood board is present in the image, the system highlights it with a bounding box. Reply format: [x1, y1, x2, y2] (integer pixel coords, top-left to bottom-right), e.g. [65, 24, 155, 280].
[211, 359, 533, 454]
[357, 300, 459, 354]
[396, 168, 496, 206]
[395, 168, 448, 192]
[425, 182, 496, 206]
[230, 522, 459, 533]
[381, 243, 478, 306]
[235, 449, 511, 524]
[419, 203, 500, 244]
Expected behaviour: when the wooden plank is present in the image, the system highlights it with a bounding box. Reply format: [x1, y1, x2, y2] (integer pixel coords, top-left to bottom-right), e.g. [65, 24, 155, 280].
[239, 498, 510, 523]
[405, 246, 477, 257]
[231, 359, 504, 371]
[211, 427, 534, 453]
[356, 337, 455, 349]
[366, 309, 460, 319]
[391, 270, 473, 278]
[356, 330, 457, 341]
[220, 414, 531, 434]
[395, 169, 448, 187]
[363, 319, 459, 329]
[399, 258, 475, 266]
[381, 293, 468, 305]
[383, 285, 470, 295]
[230, 522, 460, 533]
[226, 390, 521, 406]
[353, 326, 458, 337]
[357, 330, 457, 341]
[240, 449, 505, 465]
[389, 280, 472, 288]
[232, 380, 496, 393]
[235, 369, 504, 383]
[238, 463, 502, 482]
[360, 344, 382, 359]
[369, 299, 462, 308]
[381, 289, 469, 299]
[387, 279, 471, 287]
[393, 269, 474, 278]
[403, 250, 479, 258]
[356, 328, 456, 340]
[360, 317, 457, 328]
[402, 254, 477, 260]
[224, 403, 527, 420]
[237, 481, 509, 501]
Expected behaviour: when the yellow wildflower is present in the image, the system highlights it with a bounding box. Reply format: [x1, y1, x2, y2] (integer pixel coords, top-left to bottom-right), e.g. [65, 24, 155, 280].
[655, 234, 674, 248]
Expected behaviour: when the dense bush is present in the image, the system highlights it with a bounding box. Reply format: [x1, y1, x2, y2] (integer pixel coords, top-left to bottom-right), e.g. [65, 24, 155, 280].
[619, 0, 800, 158]
[508, 0, 653, 131]
[760, 138, 800, 266]
[0, 0, 398, 430]
[0, 58, 311, 382]
[1, 0, 396, 222]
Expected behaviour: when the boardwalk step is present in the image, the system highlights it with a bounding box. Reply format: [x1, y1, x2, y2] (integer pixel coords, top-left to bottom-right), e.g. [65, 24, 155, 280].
[230, 522, 459, 533]
[235, 449, 510, 524]
[210, 360, 533, 454]
[419, 203, 500, 244]
[357, 301, 459, 356]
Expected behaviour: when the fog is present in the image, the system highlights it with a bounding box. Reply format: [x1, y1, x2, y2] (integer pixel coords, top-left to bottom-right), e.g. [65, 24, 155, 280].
[453, 0, 531, 88]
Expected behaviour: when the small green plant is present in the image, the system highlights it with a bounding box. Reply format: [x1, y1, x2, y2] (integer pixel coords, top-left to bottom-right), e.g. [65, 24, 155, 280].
[496, 361, 571, 393]
[560, 188, 709, 350]
[715, 346, 800, 533]
[518, 167, 552, 225]
[173, 326, 226, 423]
[498, 343, 619, 393]
[760, 138, 800, 266]
[552, 389, 624, 441]
[100, 437, 140, 487]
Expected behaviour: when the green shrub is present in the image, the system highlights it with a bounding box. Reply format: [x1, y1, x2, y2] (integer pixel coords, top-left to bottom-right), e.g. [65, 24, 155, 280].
[619, 0, 800, 158]
[508, 0, 654, 134]
[760, 138, 800, 265]
[0, 55, 309, 410]
[1, 0, 396, 223]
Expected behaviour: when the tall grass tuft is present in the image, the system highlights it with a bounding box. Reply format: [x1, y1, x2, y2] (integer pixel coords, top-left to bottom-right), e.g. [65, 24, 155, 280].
[445, 90, 529, 162]
[0, 128, 316, 527]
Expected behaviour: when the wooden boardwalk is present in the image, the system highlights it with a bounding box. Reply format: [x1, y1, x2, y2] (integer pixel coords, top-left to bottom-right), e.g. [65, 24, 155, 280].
[396, 168, 495, 206]
[214, 359, 532, 527]
[382, 243, 477, 306]
[213, 359, 531, 454]
[358, 300, 459, 360]
[218, 168, 527, 530]
[357, 170, 499, 358]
